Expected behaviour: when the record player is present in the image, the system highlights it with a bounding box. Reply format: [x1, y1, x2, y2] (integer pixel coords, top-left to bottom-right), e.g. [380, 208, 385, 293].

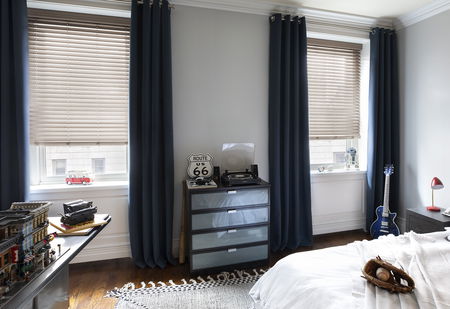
[221, 165, 261, 187]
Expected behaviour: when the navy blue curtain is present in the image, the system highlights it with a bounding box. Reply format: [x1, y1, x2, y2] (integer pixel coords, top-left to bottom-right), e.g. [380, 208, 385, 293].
[0, 0, 29, 210]
[366, 28, 399, 230]
[129, 0, 175, 268]
[269, 15, 312, 251]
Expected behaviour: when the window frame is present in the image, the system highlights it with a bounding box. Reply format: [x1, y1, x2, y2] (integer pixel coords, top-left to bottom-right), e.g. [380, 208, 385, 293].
[309, 138, 359, 171]
[31, 145, 128, 185]
[307, 34, 370, 172]
[28, 9, 130, 186]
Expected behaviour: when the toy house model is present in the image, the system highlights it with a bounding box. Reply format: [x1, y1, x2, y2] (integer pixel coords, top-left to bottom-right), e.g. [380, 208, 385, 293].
[0, 234, 19, 295]
[10, 202, 50, 246]
[0, 202, 53, 296]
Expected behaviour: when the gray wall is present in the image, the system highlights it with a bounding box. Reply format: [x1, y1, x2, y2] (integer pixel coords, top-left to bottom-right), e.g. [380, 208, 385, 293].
[171, 6, 270, 243]
[42, 5, 368, 263]
[397, 9, 450, 219]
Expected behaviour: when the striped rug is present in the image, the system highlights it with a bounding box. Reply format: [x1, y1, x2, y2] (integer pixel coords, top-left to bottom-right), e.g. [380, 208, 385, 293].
[105, 269, 265, 309]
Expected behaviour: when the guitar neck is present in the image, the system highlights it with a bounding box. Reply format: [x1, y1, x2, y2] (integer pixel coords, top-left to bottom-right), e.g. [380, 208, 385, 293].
[383, 174, 390, 215]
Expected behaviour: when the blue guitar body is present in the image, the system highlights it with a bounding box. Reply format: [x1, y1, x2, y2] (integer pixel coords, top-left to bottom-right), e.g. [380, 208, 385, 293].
[369, 164, 400, 239]
[370, 205, 400, 239]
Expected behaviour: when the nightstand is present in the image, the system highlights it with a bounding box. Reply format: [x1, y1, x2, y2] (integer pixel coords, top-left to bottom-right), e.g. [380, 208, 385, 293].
[406, 207, 450, 233]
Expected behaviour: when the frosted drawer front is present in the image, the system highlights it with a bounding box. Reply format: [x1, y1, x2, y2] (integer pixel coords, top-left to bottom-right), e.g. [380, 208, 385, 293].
[191, 188, 269, 210]
[192, 226, 268, 250]
[192, 245, 268, 270]
[191, 207, 269, 230]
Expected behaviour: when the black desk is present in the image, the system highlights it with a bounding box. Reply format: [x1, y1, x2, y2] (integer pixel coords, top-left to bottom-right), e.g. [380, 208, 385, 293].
[406, 207, 450, 233]
[0, 216, 110, 309]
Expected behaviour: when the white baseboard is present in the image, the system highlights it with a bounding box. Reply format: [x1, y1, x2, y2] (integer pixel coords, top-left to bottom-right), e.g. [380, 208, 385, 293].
[70, 233, 131, 264]
[71, 234, 182, 263]
[71, 212, 369, 263]
[312, 211, 365, 235]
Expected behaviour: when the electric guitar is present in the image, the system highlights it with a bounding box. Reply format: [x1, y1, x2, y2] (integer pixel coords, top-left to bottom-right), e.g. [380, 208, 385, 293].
[370, 164, 400, 239]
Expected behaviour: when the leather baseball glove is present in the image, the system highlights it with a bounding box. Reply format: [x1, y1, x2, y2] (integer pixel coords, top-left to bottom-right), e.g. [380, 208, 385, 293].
[361, 256, 415, 293]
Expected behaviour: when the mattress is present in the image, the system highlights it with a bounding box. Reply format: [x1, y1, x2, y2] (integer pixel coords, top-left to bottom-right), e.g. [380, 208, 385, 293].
[249, 230, 450, 309]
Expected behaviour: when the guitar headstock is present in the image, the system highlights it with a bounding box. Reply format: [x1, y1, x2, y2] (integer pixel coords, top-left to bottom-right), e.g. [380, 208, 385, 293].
[384, 164, 394, 176]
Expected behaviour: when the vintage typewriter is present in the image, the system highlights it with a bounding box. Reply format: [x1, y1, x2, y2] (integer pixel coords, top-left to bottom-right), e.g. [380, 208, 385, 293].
[61, 200, 97, 226]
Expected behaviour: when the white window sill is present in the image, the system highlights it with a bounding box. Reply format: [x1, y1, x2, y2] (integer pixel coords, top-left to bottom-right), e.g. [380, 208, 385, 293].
[311, 168, 366, 176]
[310, 168, 366, 184]
[29, 181, 128, 200]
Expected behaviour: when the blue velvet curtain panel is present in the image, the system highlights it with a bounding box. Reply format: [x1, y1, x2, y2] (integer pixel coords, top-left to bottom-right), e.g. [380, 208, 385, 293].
[268, 15, 313, 251]
[366, 28, 400, 231]
[0, 0, 29, 210]
[128, 0, 175, 268]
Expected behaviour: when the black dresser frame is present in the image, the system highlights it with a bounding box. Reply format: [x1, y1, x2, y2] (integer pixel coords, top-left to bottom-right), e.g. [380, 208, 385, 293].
[184, 181, 271, 274]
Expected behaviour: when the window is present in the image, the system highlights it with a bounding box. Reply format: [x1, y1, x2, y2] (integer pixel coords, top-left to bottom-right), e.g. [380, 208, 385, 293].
[92, 158, 106, 174]
[52, 159, 66, 176]
[307, 38, 363, 170]
[3, 253, 9, 265]
[28, 9, 130, 184]
[45, 145, 126, 177]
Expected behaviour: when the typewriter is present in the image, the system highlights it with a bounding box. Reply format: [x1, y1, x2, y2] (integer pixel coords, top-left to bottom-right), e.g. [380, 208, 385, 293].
[61, 200, 97, 226]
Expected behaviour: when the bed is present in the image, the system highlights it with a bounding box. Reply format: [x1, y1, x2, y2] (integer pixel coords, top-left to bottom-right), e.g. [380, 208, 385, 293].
[249, 230, 450, 309]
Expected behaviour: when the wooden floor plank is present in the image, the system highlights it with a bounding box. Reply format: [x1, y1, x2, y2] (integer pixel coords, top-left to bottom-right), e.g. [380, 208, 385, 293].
[69, 229, 370, 309]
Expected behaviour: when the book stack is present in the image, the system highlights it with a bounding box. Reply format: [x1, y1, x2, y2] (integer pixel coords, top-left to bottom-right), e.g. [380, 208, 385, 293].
[49, 214, 110, 236]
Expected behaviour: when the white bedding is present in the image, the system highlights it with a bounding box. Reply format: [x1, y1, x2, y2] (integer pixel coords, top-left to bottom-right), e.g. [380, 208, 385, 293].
[249, 230, 450, 309]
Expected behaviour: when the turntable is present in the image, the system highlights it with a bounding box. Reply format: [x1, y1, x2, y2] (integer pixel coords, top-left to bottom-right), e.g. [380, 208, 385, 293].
[221, 168, 261, 187]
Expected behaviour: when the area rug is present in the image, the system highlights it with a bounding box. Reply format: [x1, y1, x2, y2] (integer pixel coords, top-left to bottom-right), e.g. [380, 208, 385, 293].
[105, 269, 266, 309]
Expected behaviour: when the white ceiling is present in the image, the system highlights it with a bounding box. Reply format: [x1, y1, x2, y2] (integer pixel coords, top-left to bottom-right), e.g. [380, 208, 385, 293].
[271, 0, 436, 18]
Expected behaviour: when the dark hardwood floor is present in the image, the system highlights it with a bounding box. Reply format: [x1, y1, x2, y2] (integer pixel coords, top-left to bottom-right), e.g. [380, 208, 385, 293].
[69, 229, 370, 308]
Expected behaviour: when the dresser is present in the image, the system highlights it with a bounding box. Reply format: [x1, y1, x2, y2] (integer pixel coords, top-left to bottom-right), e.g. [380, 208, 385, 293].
[184, 180, 270, 274]
[406, 207, 450, 233]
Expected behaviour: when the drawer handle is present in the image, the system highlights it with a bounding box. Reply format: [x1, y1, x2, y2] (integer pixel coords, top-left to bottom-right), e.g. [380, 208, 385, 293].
[227, 209, 237, 214]
[227, 190, 237, 194]
[227, 229, 237, 233]
[228, 248, 237, 253]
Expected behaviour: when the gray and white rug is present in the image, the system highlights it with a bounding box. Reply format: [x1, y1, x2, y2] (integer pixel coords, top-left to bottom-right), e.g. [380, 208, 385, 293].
[105, 269, 265, 309]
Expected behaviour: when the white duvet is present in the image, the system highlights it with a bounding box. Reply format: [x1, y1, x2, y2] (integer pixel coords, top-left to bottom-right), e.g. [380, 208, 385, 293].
[249, 230, 450, 309]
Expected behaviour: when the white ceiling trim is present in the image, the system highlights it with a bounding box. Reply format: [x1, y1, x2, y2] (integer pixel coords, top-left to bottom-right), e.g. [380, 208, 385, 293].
[27, 0, 131, 17]
[173, 0, 280, 16]
[172, 0, 394, 29]
[395, 0, 450, 29]
[28, 0, 450, 32]
[28, 0, 396, 36]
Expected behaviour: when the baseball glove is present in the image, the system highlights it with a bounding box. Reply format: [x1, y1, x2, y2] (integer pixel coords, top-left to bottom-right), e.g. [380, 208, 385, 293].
[361, 256, 415, 293]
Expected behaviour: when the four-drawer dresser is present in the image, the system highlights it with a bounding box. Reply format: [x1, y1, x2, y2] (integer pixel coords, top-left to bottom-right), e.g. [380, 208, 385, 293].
[184, 180, 270, 274]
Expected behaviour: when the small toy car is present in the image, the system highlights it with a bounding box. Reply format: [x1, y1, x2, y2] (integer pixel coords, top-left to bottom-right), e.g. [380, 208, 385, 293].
[65, 171, 93, 185]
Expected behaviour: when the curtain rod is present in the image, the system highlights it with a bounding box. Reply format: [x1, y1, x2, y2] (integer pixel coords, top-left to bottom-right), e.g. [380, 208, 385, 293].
[137, 0, 175, 9]
[270, 15, 303, 23]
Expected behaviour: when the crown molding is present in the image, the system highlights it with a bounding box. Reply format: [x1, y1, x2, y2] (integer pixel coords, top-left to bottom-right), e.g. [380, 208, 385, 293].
[172, 0, 394, 29]
[395, 0, 450, 30]
[173, 0, 284, 16]
[28, 0, 395, 32]
[27, 0, 131, 17]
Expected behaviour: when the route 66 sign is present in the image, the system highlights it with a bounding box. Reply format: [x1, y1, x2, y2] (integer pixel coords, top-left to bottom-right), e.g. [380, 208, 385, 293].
[187, 153, 213, 179]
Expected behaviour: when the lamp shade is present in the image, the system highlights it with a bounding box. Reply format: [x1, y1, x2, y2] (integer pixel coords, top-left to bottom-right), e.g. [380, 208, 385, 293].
[431, 177, 444, 190]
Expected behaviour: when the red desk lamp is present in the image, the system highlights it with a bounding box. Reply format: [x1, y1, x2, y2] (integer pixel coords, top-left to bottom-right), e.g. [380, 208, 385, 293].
[427, 177, 444, 211]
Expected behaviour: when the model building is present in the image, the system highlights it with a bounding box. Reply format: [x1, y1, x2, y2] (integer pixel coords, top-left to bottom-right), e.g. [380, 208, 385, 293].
[0, 202, 54, 296]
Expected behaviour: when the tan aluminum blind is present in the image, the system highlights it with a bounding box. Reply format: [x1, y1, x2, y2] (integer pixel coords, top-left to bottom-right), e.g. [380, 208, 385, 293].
[28, 10, 130, 145]
[307, 38, 362, 140]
